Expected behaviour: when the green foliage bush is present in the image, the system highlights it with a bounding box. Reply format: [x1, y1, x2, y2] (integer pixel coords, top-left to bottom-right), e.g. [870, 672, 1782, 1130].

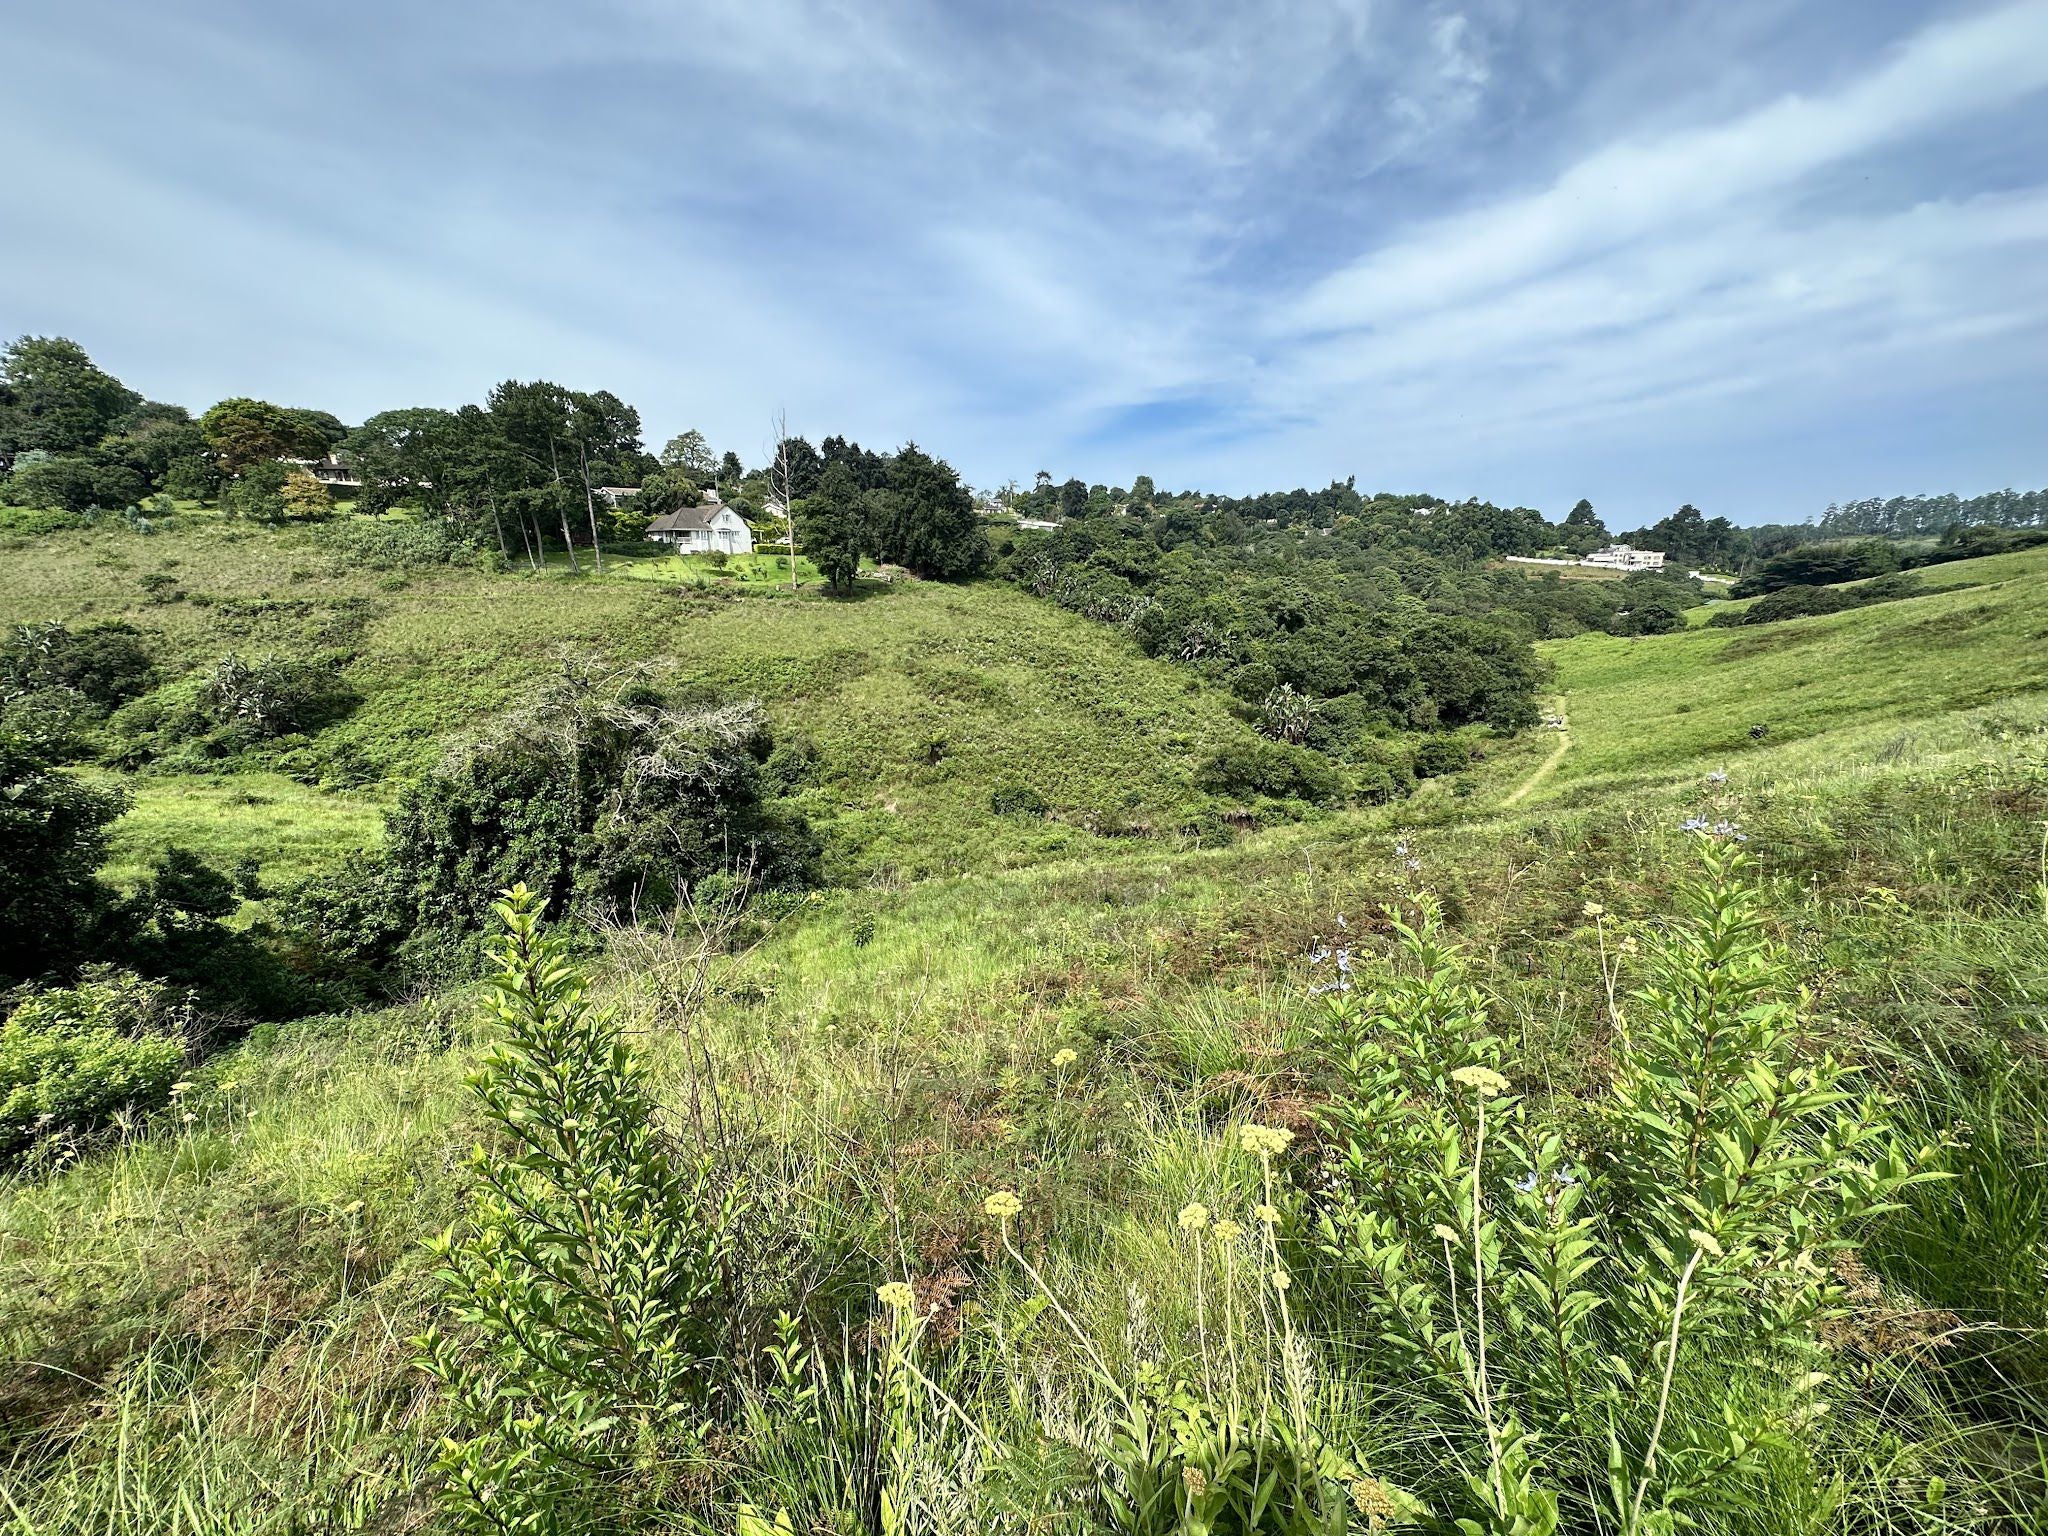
[285, 678, 816, 981]
[1195, 739, 1344, 804]
[1732, 540, 1901, 597]
[319, 517, 484, 571]
[418, 887, 749, 1530]
[0, 739, 128, 982]
[2, 620, 155, 710]
[1708, 572, 1926, 629]
[1410, 733, 1472, 779]
[0, 967, 186, 1156]
[989, 781, 1050, 818]
[1306, 842, 1935, 1530]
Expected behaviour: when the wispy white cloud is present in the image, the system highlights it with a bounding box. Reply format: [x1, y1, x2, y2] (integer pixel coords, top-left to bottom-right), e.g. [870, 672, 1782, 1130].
[2, 0, 2045, 518]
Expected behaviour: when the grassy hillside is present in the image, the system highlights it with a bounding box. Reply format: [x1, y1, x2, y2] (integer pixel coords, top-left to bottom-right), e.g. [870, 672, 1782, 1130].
[6, 518, 1283, 885]
[6, 518, 2048, 1532]
[1534, 543, 2048, 801]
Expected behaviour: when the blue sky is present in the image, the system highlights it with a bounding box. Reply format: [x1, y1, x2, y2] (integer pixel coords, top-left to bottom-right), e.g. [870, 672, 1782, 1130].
[5, 0, 2047, 523]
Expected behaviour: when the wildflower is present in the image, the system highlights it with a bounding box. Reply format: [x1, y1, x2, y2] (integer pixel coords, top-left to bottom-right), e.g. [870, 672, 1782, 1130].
[1688, 1228, 1724, 1258]
[1618, 935, 1638, 954]
[1711, 818, 1748, 842]
[983, 1190, 1023, 1221]
[1350, 1477, 1399, 1528]
[1404, 857, 1422, 873]
[181, 1112, 197, 1124]
[1211, 1219, 1243, 1243]
[1449, 1064, 1510, 1097]
[1182, 1466, 1208, 1496]
[1178, 1201, 1211, 1231]
[876, 1281, 916, 1311]
[1680, 815, 1711, 833]
[1706, 769, 1728, 784]
[169, 1080, 194, 1097]
[1254, 1203, 1281, 1224]
[1051, 1047, 1078, 1069]
[1514, 1171, 1540, 1194]
[1238, 1123, 1295, 1158]
[1393, 841, 1409, 858]
[1582, 901, 1604, 918]
[1270, 1268, 1292, 1293]
[1552, 1170, 1579, 1188]
[1431, 1222, 1460, 1244]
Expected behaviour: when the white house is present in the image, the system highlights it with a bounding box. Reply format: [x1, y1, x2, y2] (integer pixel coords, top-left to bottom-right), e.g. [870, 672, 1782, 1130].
[1584, 544, 1666, 571]
[647, 498, 754, 554]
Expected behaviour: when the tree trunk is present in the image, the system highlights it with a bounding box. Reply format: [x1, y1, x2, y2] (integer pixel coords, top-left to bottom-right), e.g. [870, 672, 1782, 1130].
[579, 439, 605, 574]
[485, 491, 511, 565]
[548, 439, 581, 575]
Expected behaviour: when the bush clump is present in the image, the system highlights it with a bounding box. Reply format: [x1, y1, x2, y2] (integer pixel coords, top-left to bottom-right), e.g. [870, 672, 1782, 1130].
[1411, 732, 1472, 779]
[1195, 738, 1344, 803]
[0, 968, 187, 1156]
[286, 677, 817, 982]
[989, 781, 1050, 818]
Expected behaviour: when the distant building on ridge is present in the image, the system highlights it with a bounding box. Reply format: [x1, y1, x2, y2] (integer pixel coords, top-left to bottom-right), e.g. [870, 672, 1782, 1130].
[1583, 544, 1666, 571]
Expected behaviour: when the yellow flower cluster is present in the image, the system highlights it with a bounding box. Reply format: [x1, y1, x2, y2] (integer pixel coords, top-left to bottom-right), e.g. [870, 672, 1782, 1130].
[1177, 1202, 1210, 1231]
[1211, 1219, 1243, 1243]
[1254, 1203, 1280, 1224]
[1450, 1064, 1510, 1097]
[983, 1190, 1023, 1220]
[876, 1281, 916, 1311]
[1238, 1123, 1294, 1158]
[1051, 1048, 1078, 1069]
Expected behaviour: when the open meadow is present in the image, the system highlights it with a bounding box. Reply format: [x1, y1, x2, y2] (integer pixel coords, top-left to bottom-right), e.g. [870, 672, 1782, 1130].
[4, 514, 2047, 1534]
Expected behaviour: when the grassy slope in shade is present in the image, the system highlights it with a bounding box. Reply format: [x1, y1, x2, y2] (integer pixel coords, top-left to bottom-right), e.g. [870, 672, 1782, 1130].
[3, 519, 1273, 885]
[1536, 543, 2048, 800]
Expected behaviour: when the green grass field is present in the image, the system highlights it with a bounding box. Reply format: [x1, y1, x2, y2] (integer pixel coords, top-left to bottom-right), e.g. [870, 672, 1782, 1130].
[7, 516, 2048, 1532]
[1533, 543, 2048, 801]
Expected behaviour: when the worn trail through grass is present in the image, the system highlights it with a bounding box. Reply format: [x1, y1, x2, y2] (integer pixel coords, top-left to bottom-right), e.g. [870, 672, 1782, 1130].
[1503, 706, 1570, 807]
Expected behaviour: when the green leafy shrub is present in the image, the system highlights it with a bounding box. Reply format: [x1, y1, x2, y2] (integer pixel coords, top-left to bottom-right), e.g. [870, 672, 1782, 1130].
[2, 620, 155, 710]
[321, 517, 482, 570]
[0, 968, 186, 1156]
[1410, 732, 1471, 779]
[135, 652, 359, 756]
[0, 739, 129, 982]
[989, 781, 1050, 818]
[1305, 841, 1936, 1531]
[284, 678, 816, 980]
[418, 886, 749, 1530]
[1195, 739, 1343, 803]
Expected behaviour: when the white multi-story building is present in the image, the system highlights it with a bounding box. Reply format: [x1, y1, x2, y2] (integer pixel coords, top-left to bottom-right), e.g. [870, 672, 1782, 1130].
[1584, 544, 1666, 571]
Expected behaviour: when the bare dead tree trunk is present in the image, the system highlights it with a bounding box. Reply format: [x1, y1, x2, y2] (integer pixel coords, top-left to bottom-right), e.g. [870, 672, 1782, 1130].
[772, 408, 798, 591]
[548, 439, 581, 575]
[579, 438, 605, 574]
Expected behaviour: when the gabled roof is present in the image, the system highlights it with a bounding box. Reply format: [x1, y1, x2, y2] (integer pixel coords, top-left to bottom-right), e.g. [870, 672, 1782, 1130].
[647, 505, 729, 533]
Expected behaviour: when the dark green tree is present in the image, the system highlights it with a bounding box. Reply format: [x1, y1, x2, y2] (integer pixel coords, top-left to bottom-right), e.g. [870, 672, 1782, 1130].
[0, 739, 129, 983]
[798, 462, 866, 592]
[870, 442, 988, 579]
[0, 337, 140, 465]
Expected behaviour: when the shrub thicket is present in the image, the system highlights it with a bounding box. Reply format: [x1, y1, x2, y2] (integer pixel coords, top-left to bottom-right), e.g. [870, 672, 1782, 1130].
[0, 967, 187, 1157]
[286, 679, 816, 981]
